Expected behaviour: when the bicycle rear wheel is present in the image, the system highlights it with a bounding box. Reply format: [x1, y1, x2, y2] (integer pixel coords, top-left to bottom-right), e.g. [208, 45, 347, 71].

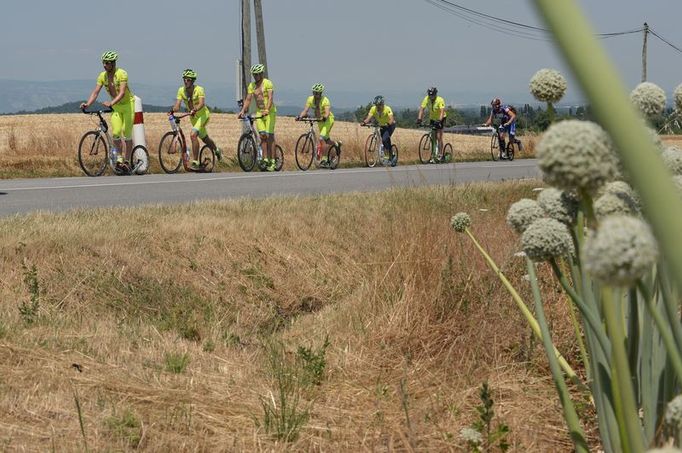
[237, 133, 257, 172]
[364, 133, 379, 168]
[158, 131, 183, 173]
[328, 143, 341, 170]
[418, 133, 431, 164]
[490, 133, 499, 161]
[294, 134, 315, 171]
[200, 145, 216, 172]
[274, 144, 284, 171]
[442, 143, 453, 163]
[131, 145, 150, 175]
[78, 131, 108, 177]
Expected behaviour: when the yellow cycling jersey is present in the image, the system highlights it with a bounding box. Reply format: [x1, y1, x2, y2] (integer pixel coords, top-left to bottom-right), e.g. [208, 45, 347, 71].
[305, 95, 334, 120]
[247, 78, 277, 113]
[97, 68, 133, 104]
[176, 85, 209, 117]
[368, 105, 394, 126]
[420, 95, 447, 121]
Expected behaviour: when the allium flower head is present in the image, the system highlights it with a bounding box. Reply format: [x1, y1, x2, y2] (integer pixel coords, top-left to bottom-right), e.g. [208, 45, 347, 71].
[630, 82, 667, 118]
[521, 218, 574, 262]
[594, 192, 639, 219]
[661, 146, 682, 175]
[537, 188, 579, 225]
[646, 448, 682, 453]
[583, 215, 658, 286]
[507, 199, 544, 233]
[665, 395, 682, 429]
[675, 83, 682, 112]
[459, 427, 482, 445]
[529, 68, 567, 103]
[536, 120, 619, 193]
[450, 212, 471, 233]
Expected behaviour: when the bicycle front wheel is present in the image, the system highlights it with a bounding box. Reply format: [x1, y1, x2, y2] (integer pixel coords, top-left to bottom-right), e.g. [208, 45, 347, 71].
[274, 144, 284, 171]
[158, 131, 183, 173]
[78, 131, 108, 177]
[328, 143, 341, 170]
[418, 133, 431, 164]
[295, 134, 315, 171]
[131, 145, 150, 175]
[490, 133, 499, 161]
[237, 133, 257, 172]
[200, 145, 216, 172]
[442, 143, 453, 163]
[506, 142, 516, 162]
[364, 133, 379, 168]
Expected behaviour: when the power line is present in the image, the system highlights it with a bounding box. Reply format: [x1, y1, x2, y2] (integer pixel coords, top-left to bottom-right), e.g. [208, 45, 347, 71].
[649, 27, 682, 55]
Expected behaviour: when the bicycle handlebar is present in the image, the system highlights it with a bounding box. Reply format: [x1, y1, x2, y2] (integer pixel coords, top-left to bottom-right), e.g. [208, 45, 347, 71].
[295, 117, 323, 123]
[81, 107, 114, 114]
[360, 123, 379, 128]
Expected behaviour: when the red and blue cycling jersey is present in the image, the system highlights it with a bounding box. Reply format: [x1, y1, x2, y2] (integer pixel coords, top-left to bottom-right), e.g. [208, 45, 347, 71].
[493, 105, 516, 135]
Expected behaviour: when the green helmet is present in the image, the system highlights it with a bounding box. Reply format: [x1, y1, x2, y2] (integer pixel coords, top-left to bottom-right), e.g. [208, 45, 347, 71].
[101, 51, 118, 62]
[250, 64, 265, 74]
[182, 68, 197, 80]
[311, 83, 325, 93]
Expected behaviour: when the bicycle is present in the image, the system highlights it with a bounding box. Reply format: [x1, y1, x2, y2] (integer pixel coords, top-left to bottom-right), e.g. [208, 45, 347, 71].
[236, 115, 284, 172]
[77, 108, 149, 177]
[294, 117, 341, 171]
[362, 123, 398, 168]
[418, 123, 453, 164]
[158, 112, 216, 173]
[490, 125, 522, 161]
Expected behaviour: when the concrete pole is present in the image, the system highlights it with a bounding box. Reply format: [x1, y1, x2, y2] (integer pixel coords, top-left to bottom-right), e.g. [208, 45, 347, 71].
[641, 22, 649, 82]
[241, 0, 252, 99]
[254, 0, 268, 78]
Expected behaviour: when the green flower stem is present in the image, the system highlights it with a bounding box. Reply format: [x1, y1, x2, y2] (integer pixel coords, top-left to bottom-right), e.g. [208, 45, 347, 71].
[533, 0, 682, 310]
[465, 229, 584, 388]
[657, 266, 682, 353]
[601, 286, 646, 453]
[526, 258, 590, 452]
[637, 281, 682, 383]
[550, 259, 610, 358]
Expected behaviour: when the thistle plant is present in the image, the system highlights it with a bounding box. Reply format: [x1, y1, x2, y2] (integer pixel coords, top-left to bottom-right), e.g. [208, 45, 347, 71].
[630, 82, 667, 120]
[529, 68, 567, 123]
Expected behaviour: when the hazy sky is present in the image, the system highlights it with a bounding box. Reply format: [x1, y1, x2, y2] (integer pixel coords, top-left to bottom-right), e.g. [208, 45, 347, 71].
[2, 0, 681, 106]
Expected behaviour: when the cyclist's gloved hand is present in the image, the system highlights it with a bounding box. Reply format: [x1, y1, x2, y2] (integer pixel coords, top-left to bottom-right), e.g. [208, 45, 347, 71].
[295, 115, 301, 121]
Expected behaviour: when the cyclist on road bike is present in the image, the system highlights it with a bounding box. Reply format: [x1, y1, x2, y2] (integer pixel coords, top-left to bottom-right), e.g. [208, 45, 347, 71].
[360, 95, 397, 166]
[416, 87, 447, 163]
[484, 97, 521, 159]
[296, 83, 342, 168]
[169, 69, 222, 170]
[237, 64, 277, 171]
[80, 51, 135, 171]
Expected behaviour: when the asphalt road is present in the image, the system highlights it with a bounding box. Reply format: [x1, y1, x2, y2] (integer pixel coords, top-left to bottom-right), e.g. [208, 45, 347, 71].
[0, 160, 541, 217]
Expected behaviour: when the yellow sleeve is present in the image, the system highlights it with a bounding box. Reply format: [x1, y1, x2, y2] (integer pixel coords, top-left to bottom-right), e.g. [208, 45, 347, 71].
[368, 106, 377, 117]
[116, 69, 128, 84]
[264, 79, 274, 92]
[195, 86, 206, 98]
[420, 96, 428, 108]
[247, 82, 255, 94]
[176, 87, 184, 101]
[96, 71, 106, 86]
[305, 96, 314, 108]
[386, 106, 394, 117]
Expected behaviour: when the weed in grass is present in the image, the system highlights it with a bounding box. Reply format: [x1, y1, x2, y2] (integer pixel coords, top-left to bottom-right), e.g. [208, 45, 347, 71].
[73, 388, 88, 452]
[0, 321, 7, 339]
[258, 340, 309, 442]
[19, 261, 40, 324]
[104, 408, 142, 448]
[296, 335, 330, 386]
[462, 381, 511, 452]
[202, 339, 216, 353]
[164, 352, 190, 374]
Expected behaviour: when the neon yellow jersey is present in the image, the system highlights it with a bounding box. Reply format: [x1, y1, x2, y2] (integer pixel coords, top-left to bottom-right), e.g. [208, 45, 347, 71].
[247, 78, 277, 113]
[176, 85, 209, 117]
[368, 105, 394, 126]
[305, 95, 334, 120]
[420, 95, 447, 121]
[97, 68, 133, 104]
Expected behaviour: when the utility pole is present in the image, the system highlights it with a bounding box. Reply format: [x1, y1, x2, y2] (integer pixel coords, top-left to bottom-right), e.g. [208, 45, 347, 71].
[641, 22, 649, 82]
[241, 0, 252, 100]
[253, 0, 268, 78]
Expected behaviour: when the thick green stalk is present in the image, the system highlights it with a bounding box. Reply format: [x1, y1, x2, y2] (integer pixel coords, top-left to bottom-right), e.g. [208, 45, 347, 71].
[601, 286, 646, 453]
[527, 258, 590, 452]
[533, 0, 682, 310]
[465, 229, 584, 388]
[657, 266, 682, 353]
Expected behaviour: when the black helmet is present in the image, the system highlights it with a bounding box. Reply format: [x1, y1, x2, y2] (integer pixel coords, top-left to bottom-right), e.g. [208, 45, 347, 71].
[427, 87, 438, 96]
[491, 97, 501, 107]
[373, 95, 385, 106]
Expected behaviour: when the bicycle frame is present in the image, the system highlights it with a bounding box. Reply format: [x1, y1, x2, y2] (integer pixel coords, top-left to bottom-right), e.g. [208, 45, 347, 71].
[85, 109, 139, 173]
[240, 115, 265, 162]
[167, 113, 204, 171]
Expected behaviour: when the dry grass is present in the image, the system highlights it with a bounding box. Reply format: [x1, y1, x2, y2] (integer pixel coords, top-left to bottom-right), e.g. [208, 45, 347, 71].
[0, 113, 543, 178]
[0, 182, 596, 451]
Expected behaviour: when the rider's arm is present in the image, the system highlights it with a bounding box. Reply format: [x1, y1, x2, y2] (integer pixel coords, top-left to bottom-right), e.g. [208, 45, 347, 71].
[169, 99, 182, 114]
[322, 104, 330, 121]
[238, 93, 252, 117]
[106, 82, 127, 107]
[438, 100, 446, 122]
[298, 105, 310, 118]
[417, 106, 425, 122]
[484, 111, 493, 126]
[192, 96, 206, 115]
[81, 84, 103, 109]
[505, 109, 516, 126]
[264, 86, 274, 114]
[388, 110, 395, 125]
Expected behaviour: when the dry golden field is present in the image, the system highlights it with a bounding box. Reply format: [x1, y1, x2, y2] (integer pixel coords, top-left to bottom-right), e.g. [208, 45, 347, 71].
[0, 182, 592, 451]
[0, 113, 542, 178]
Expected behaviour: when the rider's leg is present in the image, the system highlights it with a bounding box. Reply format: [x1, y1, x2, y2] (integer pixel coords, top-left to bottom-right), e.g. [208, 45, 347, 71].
[437, 129, 444, 158]
[498, 132, 507, 154]
[382, 124, 396, 157]
[267, 134, 275, 161]
[124, 139, 134, 162]
[201, 134, 217, 151]
[259, 132, 268, 159]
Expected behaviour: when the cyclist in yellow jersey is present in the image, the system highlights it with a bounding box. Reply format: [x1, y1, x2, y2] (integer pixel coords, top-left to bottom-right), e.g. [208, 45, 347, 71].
[237, 64, 277, 171]
[169, 69, 222, 170]
[360, 95, 397, 166]
[81, 50, 135, 169]
[296, 83, 342, 168]
[416, 87, 447, 163]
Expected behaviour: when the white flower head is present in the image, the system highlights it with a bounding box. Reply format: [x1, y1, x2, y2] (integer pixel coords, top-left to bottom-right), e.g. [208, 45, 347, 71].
[583, 215, 658, 286]
[507, 198, 544, 234]
[450, 212, 472, 233]
[630, 82, 667, 119]
[537, 188, 579, 225]
[675, 83, 682, 112]
[536, 120, 619, 193]
[594, 192, 639, 220]
[529, 68, 567, 103]
[661, 146, 682, 175]
[665, 395, 682, 429]
[459, 427, 482, 445]
[521, 218, 574, 262]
